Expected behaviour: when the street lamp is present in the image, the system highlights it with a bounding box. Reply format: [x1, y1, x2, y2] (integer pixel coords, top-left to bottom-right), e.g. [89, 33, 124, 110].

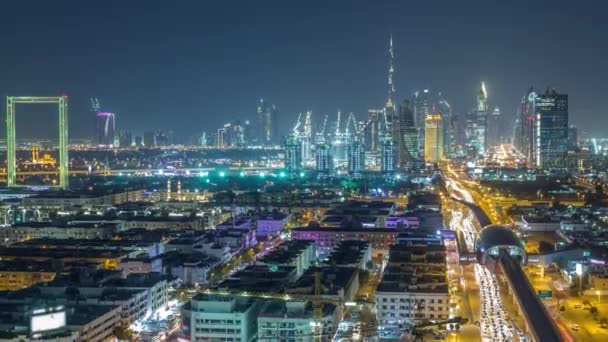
[576, 263, 583, 297]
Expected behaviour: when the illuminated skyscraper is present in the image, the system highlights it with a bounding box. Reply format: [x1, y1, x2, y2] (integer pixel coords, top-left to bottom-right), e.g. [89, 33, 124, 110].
[412, 89, 431, 129]
[486, 106, 502, 150]
[217, 128, 227, 149]
[398, 99, 418, 167]
[118, 130, 132, 147]
[315, 142, 332, 173]
[347, 141, 365, 174]
[143, 131, 155, 147]
[516, 87, 537, 163]
[465, 82, 488, 156]
[381, 135, 397, 173]
[284, 133, 303, 173]
[257, 98, 279, 145]
[387, 35, 395, 109]
[534, 88, 568, 168]
[96, 112, 115, 146]
[365, 109, 383, 152]
[437, 94, 455, 156]
[412, 89, 432, 157]
[301, 111, 313, 162]
[424, 114, 443, 163]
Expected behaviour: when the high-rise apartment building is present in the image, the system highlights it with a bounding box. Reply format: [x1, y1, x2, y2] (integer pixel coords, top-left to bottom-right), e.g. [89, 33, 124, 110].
[424, 114, 443, 163]
[315, 142, 332, 173]
[284, 134, 302, 173]
[143, 131, 155, 147]
[381, 135, 397, 173]
[347, 141, 365, 174]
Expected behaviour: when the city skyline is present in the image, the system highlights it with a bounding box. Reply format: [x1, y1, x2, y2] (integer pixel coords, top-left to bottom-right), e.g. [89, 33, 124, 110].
[0, 0, 606, 139]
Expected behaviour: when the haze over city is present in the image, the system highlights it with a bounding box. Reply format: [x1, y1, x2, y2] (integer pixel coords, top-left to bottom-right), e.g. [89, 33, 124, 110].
[1, 0, 606, 138]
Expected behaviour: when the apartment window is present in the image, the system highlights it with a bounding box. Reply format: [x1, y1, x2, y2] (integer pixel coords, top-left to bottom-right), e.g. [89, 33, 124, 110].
[382, 305, 387, 310]
[382, 298, 387, 302]
[438, 299, 443, 303]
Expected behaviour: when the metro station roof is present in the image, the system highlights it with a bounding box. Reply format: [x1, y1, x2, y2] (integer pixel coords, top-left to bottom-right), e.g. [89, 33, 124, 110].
[476, 224, 524, 252]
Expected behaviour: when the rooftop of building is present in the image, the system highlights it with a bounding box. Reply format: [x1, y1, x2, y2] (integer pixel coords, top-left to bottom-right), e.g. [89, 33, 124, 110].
[189, 294, 257, 313]
[285, 267, 358, 296]
[217, 216, 252, 226]
[14, 238, 156, 249]
[292, 226, 400, 233]
[218, 265, 297, 293]
[26, 187, 142, 199]
[257, 240, 314, 265]
[257, 211, 289, 220]
[326, 240, 370, 265]
[258, 300, 336, 319]
[376, 278, 449, 294]
[161, 251, 219, 267]
[0, 247, 130, 259]
[0, 260, 55, 273]
[10, 221, 118, 229]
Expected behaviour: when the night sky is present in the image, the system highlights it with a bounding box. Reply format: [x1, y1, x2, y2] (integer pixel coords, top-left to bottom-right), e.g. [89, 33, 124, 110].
[1, 0, 606, 139]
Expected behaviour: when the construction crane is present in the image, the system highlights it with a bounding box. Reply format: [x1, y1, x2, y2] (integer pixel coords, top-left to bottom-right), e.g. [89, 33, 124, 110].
[293, 112, 302, 134]
[90, 97, 100, 113]
[335, 110, 341, 135]
[320, 114, 328, 136]
[345, 112, 357, 137]
[316, 114, 329, 144]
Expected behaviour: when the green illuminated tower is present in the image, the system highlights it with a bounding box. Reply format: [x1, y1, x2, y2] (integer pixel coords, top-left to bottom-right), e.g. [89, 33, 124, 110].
[6, 96, 69, 189]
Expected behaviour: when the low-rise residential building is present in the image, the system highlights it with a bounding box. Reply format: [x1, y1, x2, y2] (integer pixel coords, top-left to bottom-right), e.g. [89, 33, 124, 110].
[0, 260, 56, 291]
[256, 240, 315, 278]
[376, 244, 449, 325]
[0, 303, 121, 342]
[119, 216, 205, 230]
[520, 215, 561, 232]
[292, 226, 398, 257]
[257, 300, 338, 341]
[182, 294, 261, 342]
[216, 216, 253, 231]
[162, 251, 220, 286]
[326, 240, 372, 270]
[22, 188, 144, 208]
[215, 228, 257, 252]
[385, 216, 420, 229]
[256, 212, 289, 238]
[286, 267, 360, 301]
[0, 222, 118, 245]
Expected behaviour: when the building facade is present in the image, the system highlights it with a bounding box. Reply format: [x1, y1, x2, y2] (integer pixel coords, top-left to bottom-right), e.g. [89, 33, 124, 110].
[424, 114, 443, 163]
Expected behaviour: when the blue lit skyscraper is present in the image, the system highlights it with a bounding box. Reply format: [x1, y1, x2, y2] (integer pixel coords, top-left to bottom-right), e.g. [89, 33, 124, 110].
[284, 133, 303, 173]
[347, 141, 365, 174]
[534, 88, 568, 168]
[315, 142, 332, 173]
[381, 135, 397, 173]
